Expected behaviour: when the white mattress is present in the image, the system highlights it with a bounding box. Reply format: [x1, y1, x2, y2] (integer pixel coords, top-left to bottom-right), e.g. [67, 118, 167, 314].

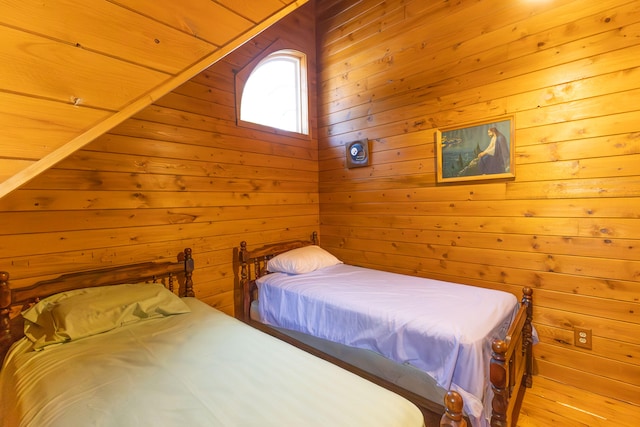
[0, 298, 423, 427]
[256, 264, 520, 427]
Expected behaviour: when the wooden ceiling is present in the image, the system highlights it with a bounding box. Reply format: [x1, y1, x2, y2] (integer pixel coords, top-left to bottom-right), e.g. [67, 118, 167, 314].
[0, 0, 307, 199]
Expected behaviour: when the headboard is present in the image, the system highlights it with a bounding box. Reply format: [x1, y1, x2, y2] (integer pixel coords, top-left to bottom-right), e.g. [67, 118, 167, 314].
[0, 248, 194, 363]
[239, 232, 318, 321]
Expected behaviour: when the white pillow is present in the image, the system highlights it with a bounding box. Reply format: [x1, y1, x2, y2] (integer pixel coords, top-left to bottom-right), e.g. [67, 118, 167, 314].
[22, 282, 191, 350]
[267, 245, 342, 274]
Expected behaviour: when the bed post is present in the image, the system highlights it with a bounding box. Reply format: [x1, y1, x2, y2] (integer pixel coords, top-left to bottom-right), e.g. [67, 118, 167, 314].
[489, 340, 508, 427]
[0, 272, 12, 359]
[490, 287, 534, 427]
[440, 390, 467, 427]
[522, 287, 534, 388]
[239, 241, 250, 321]
[184, 248, 195, 297]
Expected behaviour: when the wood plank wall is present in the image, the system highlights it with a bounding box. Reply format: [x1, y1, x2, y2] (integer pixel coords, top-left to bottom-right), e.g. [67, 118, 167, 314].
[0, 0, 303, 197]
[316, 0, 640, 405]
[0, 3, 318, 315]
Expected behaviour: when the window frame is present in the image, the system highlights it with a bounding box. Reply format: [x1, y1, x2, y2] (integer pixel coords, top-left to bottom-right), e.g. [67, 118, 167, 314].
[235, 40, 311, 140]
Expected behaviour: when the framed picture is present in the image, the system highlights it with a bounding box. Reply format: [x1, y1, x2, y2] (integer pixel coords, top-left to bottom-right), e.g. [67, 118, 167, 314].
[345, 139, 371, 168]
[436, 116, 515, 183]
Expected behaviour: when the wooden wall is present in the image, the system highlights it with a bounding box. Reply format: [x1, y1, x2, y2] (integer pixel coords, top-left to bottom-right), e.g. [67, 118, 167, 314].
[0, 0, 304, 198]
[316, 0, 640, 405]
[0, 3, 318, 315]
[1, 0, 638, 408]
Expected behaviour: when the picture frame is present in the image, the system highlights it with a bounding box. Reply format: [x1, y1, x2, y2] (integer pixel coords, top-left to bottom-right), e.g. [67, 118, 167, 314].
[345, 139, 371, 168]
[436, 116, 515, 183]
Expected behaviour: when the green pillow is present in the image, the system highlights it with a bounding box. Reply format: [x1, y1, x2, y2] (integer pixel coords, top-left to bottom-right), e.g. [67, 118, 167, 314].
[22, 282, 190, 350]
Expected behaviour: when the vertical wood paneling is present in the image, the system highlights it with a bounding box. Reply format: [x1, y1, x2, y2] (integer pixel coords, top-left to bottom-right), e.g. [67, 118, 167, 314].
[0, 3, 318, 315]
[317, 0, 640, 404]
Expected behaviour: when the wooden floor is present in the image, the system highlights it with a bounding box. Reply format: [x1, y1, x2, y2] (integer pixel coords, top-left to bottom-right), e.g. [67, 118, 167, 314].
[517, 376, 639, 426]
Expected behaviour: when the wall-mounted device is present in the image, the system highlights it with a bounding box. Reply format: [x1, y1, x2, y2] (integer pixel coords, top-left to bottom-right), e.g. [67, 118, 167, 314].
[346, 139, 371, 168]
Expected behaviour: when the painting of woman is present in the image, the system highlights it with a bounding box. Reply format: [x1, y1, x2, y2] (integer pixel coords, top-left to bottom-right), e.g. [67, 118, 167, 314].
[477, 127, 510, 175]
[437, 117, 514, 182]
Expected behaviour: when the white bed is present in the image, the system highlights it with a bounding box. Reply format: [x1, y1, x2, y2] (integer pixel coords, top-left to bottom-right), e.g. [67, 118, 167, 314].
[0, 251, 425, 427]
[240, 238, 535, 427]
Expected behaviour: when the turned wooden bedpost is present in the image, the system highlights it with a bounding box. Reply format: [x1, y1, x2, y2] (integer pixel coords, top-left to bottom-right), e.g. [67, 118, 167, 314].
[490, 339, 508, 427]
[440, 390, 467, 427]
[240, 241, 250, 321]
[522, 287, 534, 388]
[490, 286, 534, 427]
[183, 248, 195, 297]
[167, 273, 174, 293]
[0, 272, 11, 345]
[0, 272, 13, 365]
[253, 259, 261, 278]
[311, 230, 318, 245]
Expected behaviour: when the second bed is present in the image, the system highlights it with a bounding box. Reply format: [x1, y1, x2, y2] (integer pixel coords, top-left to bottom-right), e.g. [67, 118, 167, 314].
[239, 234, 534, 427]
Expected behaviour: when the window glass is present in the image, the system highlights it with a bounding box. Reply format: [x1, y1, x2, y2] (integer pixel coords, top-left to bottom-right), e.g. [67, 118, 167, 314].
[239, 50, 308, 135]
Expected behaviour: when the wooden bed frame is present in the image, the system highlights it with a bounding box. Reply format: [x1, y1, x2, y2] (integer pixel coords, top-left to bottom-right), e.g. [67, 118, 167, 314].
[239, 233, 534, 427]
[0, 248, 194, 364]
[1, 247, 430, 427]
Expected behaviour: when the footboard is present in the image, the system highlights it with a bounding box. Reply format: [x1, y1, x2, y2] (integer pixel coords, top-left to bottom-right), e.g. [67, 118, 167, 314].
[489, 287, 533, 427]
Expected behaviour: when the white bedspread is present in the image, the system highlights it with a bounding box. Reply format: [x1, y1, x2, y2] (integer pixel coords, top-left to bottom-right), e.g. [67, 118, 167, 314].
[256, 264, 520, 426]
[0, 298, 423, 427]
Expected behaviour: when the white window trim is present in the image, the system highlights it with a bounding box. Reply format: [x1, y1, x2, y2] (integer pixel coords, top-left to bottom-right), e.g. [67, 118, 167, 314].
[235, 39, 311, 140]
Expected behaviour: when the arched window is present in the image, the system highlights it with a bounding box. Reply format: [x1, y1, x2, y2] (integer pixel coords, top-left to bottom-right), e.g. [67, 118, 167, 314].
[236, 48, 309, 136]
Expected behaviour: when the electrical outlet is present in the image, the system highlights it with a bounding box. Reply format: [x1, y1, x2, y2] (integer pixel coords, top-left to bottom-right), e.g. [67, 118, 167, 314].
[574, 327, 592, 350]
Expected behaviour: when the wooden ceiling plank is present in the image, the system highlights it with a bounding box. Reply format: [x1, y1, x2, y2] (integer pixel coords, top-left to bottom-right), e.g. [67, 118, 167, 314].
[215, 0, 287, 23]
[0, 160, 34, 184]
[0, 0, 216, 74]
[0, 92, 111, 159]
[0, 25, 169, 110]
[0, 0, 309, 200]
[113, 0, 253, 46]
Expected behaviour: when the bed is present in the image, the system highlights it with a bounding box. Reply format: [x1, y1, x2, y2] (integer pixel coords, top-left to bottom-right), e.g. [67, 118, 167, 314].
[239, 234, 534, 427]
[0, 248, 428, 427]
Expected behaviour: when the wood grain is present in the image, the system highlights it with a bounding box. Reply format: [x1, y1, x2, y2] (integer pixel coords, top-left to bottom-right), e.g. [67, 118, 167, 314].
[0, 0, 306, 197]
[0, 3, 318, 318]
[316, 0, 640, 405]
